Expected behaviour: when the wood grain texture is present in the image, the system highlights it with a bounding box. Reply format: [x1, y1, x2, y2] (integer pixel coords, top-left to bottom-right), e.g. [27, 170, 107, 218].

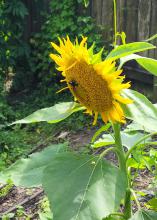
[91, 0, 102, 25]
[125, 0, 139, 43]
[101, 0, 113, 41]
[138, 0, 151, 56]
[116, 0, 126, 34]
[148, 0, 157, 58]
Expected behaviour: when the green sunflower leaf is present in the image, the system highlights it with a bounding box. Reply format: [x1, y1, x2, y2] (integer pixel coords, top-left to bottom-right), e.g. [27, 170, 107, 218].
[11, 102, 84, 125]
[122, 89, 157, 132]
[43, 152, 127, 220]
[92, 131, 150, 150]
[129, 210, 157, 220]
[106, 42, 155, 60]
[103, 215, 125, 220]
[119, 54, 157, 76]
[0, 143, 68, 187]
[91, 123, 111, 143]
[136, 57, 157, 76]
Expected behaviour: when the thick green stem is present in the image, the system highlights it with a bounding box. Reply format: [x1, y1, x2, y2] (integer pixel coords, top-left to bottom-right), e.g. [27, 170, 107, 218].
[124, 188, 132, 219]
[112, 123, 132, 219]
[112, 123, 125, 170]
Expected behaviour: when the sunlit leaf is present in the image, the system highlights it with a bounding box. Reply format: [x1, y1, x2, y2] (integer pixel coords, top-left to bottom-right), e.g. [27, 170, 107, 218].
[136, 57, 157, 76]
[103, 214, 125, 220]
[145, 198, 157, 211]
[129, 210, 157, 220]
[91, 123, 111, 143]
[125, 122, 149, 133]
[92, 131, 150, 150]
[120, 131, 151, 149]
[119, 54, 157, 76]
[92, 133, 115, 149]
[122, 89, 157, 132]
[106, 42, 155, 60]
[43, 152, 127, 220]
[11, 102, 84, 125]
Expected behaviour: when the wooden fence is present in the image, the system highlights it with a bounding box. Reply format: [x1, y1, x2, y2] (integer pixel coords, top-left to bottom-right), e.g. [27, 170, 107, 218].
[89, 0, 157, 58]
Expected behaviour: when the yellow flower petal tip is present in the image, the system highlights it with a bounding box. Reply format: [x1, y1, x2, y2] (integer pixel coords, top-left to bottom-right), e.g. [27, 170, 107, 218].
[50, 36, 133, 124]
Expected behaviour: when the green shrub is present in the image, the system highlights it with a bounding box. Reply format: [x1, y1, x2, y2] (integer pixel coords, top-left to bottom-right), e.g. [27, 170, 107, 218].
[30, 0, 104, 93]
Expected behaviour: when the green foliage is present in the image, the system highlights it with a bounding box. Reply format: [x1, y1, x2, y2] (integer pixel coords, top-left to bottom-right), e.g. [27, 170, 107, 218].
[129, 210, 157, 220]
[11, 102, 84, 125]
[0, 145, 127, 220]
[2, 213, 15, 220]
[120, 54, 157, 76]
[30, 0, 103, 90]
[106, 42, 155, 60]
[0, 127, 33, 171]
[0, 0, 30, 84]
[92, 130, 152, 150]
[0, 143, 68, 186]
[38, 196, 53, 220]
[43, 152, 127, 220]
[0, 179, 13, 197]
[122, 89, 157, 132]
[15, 205, 31, 219]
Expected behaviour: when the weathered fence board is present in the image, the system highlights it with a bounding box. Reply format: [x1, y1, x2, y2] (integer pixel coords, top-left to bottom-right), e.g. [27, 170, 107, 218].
[138, 0, 151, 56]
[89, 0, 157, 58]
[149, 0, 157, 58]
[101, 0, 113, 40]
[125, 0, 139, 43]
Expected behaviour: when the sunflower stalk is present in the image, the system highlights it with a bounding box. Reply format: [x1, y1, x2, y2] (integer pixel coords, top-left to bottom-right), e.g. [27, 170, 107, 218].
[112, 123, 132, 219]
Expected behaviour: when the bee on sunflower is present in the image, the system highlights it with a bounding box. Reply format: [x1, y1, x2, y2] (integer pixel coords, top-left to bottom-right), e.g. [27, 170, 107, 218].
[50, 36, 132, 125]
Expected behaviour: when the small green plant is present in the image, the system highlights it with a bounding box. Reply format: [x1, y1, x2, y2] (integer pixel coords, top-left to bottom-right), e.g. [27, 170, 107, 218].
[0, 179, 13, 198]
[38, 196, 53, 220]
[2, 213, 15, 220]
[16, 205, 31, 219]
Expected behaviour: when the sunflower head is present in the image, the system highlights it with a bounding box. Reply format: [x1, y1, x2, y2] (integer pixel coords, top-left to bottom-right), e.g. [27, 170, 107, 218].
[50, 36, 132, 125]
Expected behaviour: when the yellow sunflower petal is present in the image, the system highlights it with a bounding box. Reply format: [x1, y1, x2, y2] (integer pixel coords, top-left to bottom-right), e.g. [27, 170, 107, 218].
[51, 42, 63, 54]
[101, 112, 108, 123]
[49, 36, 133, 124]
[114, 94, 133, 104]
[56, 87, 69, 94]
[49, 54, 63, 66]
[93, 112, 98, 125]
[80, 36, 87, 47]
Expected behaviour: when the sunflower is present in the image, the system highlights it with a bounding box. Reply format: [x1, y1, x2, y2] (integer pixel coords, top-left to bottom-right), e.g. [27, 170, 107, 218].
[50, 36, 132, 125]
